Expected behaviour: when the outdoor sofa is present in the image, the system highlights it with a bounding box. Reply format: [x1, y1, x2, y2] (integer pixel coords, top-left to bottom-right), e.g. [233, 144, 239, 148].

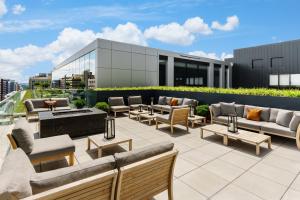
[108, 97, 130, 117]
[156, 107, 190, 134]
[24, 98, 71, 120]
[210, 102, 300, 149]
[152, 96, 197, 113]
[7, 118, 75, 166]
[0, 141, 177, 200]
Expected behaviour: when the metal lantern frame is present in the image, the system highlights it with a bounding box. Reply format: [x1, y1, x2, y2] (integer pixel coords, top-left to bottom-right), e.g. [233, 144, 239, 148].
[138, 104, 143, 112]
[189, 104, 195, 118]
[227, 114, 238, 133]
[149, 97, 154, 115]
[104, 116, 115, 139]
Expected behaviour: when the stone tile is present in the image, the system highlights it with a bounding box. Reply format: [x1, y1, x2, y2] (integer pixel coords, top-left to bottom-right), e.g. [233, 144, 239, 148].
[174, 157, 198, 177]
[234, 172, 287, 200]
[154, 179, 207, 200]
[290, 174, 300, 192]
[176, 137, 208, 148]
[196, 143, 232, 158]
[180, 149, 214, 166]
[272, 146, 300, 162]
[261, 154, 300, 174]
[173, 142, 192, 154]
[249, 162, 296, 186]
[180, 168, 228, 197]
[281, 189, 300, 200]
[202, 159, 245, 181]
[211, 184, 262, 200]
[219, 151, 258, 170]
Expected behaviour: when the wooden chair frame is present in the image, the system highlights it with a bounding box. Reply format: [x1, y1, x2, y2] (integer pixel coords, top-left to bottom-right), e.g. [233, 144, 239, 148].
[115, 150, 178, 200]
[7, 133, 75, 166]
[22, 169, 118, 200]
[156, 108, 189, 134]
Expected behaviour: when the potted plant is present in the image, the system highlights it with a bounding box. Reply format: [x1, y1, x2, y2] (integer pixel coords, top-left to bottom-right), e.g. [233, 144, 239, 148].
[196, 104, 209, 117]
[73, 99, 86, 109]
[95, 102, 109, 112]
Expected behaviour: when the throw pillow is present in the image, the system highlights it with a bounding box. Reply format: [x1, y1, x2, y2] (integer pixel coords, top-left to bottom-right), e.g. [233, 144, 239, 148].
[269, 108, 279, 122]
[158, 96, 166, 105]
[11, 118, 34, 154]
[220, 102, 236, 116]
[276, 110, 294, 127]
[165, 97, 173, 105]
[170, 99, 178, 106]
[246, 108, 262, 121]
[289, 112, 300, 131]
[211, 104, 221, 117]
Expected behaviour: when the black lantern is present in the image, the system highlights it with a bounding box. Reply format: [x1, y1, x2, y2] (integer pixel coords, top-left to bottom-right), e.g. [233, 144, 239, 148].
[227, 114, 238, 133]
[189, 104, 195, 118]
[138, 104, 143, 112]
[104, 116, 115, 139]
[150, 97, 154, 106]
[149, 97, 154, 115]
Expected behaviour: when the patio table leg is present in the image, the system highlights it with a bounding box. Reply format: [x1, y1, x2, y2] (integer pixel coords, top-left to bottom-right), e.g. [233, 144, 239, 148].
[256, 144, 260, 155]
[98, 148, 102, 158]
[129, 139, 132, 151]
[268, 138, 272, 149]
[223, 135, 228, 146]
[200, 128, 203, 138]
[87, 138, 91, 150]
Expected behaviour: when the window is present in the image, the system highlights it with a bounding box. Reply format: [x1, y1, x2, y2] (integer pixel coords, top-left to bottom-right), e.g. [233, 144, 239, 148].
[291, 74, 300, 86]
[269, 75, 278, 86]
[279, 74, 290, 86]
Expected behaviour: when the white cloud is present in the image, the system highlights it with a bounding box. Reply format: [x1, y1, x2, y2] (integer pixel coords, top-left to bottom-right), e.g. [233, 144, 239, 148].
[211, 15, 239, 31]
[0, 19, 53, 32]
[183, 17, 212, 35]
[0, 0, 7, 17]
[144, 22, 195, 45]
[12, 4, 26, 15]
[189, 51, 233, 61]
[97, 22, 147, 46]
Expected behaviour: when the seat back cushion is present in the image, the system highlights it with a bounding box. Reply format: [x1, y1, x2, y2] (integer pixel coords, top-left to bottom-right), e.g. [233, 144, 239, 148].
[165, 97, 173, 105]
[24, 100, 34, 112]
[31, 99, 47, 109]
[210, 104, 221, 117]
[11, 118, 34, 154]
[30, 155, 116, 194]
[108, 97, 125, 106]
[0, 149, 35, 199]
[289, 112, 300, 131]
[235, 104, 245, 117]
[128, 96, 142, 105]
[114, 142, 174, 168]
[276, 110, 294, 127]
[246, 108, 262, 121]
[53, 98, 69, 107]
[182, 98, 193, 106]
[269, 108, 279, 122]
[158, 96, 166, 105]
[220, 102, 236, 116]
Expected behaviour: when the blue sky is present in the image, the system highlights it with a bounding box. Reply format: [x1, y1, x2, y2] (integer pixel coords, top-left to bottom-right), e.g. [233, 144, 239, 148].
[0, 0, 300, 83]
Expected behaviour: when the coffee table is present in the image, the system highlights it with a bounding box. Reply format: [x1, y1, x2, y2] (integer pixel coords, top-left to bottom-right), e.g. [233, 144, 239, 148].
[87, 135, 132, 157]
[200, 124, 271, 155]
[188, 115, 206, 127]
[128, 110, 148, 120]
[139, 113, 158, 125]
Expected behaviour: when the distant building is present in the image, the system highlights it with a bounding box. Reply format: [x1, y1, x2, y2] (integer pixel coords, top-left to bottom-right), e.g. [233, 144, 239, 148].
[0, 79, 20, 101]
[29, 73, 52, 90]
[52, 38, 231, 89]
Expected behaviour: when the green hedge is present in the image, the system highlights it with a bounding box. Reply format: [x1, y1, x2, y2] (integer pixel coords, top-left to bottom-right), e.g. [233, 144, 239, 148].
[94, 86, 300, 98]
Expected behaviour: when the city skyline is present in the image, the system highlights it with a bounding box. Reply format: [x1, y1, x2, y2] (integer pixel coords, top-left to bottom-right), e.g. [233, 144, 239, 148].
[0, 0, 300, 83]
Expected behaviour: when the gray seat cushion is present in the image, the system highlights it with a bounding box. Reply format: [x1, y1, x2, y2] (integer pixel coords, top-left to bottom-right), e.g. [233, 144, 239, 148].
[129, 104, 147, 109]
[152, 104, 162, 110]
[128, 96, 142, 105]
[12, 118, 34, 154]
[261, 122, 296, 137]
[108, 97, 125, 106]
[114, 141, 174, 168]
[28, 135, 75, 161]
[213, 115, 228, 124]
[210, 104, 221, 117]
[0, 149, 35, 199]
[54, 106, 71, 111]
[235, 104, 245, 117]
[237, 118, 264, 130]
[276, 110, 294, 127]
[30, 155, 115, 194]
[32, 108, 49, 113]
[289, 112, 300, 131]
[220, 102, 236, 116]
[161, 105, 172, 112]
[110, 105, 130, 112]
[158, 96, 166, 105]
[24, 100, 34, 112]
[243, 105, 270, 121]
[156, 114, 170, 123]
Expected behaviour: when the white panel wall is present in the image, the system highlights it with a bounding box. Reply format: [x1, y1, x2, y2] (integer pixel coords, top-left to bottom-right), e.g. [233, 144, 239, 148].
[98, 49, 111, 68]
[132, 70, 146, 86]
[112, 51, 132, 69]
[97, 68, 112, 87]
[111, 69, 131, 87]
[132, 53, 146, 70]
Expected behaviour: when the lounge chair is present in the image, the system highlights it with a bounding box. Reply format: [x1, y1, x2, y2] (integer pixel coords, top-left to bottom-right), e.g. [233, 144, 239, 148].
[108, 97, 130, 117]
[128, 95, 147, 110]
[156, 107, 190, 134]
[7, 118, 75, 166]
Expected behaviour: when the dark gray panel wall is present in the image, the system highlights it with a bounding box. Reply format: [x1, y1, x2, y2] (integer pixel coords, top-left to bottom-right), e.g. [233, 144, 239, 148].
[232, 40, 300, 88]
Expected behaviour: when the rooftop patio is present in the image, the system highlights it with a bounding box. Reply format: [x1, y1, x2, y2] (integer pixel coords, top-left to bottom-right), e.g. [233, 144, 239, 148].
[1, 113, 300, 200]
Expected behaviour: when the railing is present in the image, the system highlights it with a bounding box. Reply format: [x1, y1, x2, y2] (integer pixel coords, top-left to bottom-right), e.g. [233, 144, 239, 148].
[0, 91, 21, 125]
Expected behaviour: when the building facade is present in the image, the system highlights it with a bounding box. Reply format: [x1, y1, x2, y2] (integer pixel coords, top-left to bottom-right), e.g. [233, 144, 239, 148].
[29, 73, 52, 90]
[0, 79, 20, 101]
[52, 39, 232, 89]
[231, 39, 300, 88]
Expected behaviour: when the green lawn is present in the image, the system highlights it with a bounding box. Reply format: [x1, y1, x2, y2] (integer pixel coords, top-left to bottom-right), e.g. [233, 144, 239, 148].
[14, 90, 33, 113]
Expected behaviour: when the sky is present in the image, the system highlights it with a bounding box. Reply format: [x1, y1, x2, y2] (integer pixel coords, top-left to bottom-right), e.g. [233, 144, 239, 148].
[0, 0, 300, 83]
